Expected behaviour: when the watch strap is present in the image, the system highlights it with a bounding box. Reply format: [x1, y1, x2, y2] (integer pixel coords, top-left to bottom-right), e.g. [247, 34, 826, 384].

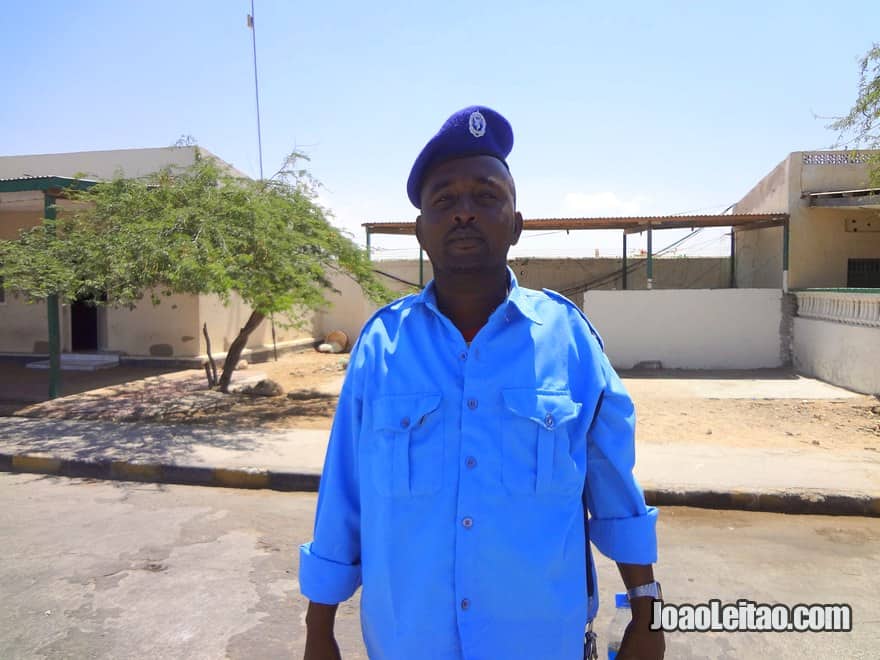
[626, 581, 662, 600]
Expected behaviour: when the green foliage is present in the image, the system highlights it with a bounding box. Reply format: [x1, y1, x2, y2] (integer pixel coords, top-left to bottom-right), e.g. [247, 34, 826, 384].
[828, 43, 880, 182]
[0, 151, 392, 326]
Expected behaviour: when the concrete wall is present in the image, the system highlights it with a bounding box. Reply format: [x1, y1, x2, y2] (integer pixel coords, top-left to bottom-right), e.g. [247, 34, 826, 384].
[316, 257, 731, 344]
[0, 146, 248, 181]
[0, 208, 43, 240]
[792, 207, 880, 288]
[733, 157, 790, 289]
[104, 292, 200, 357]
[198, 292, 315, 355]
[511, 256, 729, 292]
[734, 226, 783, 288]
[582, 289, 785, 369]
[316, 271, 390, 346]
[798, 153, 874, 193]
[793, 317, 880, 394]
[0, 294, 50, 353]
[735, 157, 791, 215]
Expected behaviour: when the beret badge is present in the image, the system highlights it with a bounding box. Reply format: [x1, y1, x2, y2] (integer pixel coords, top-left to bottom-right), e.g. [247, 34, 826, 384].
[468, 110, 487, 138]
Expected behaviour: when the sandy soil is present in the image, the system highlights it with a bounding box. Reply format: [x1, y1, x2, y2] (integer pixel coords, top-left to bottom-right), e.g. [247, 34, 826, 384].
[635, 396, 879, 452]
[5, 350, 879, 452]
[199, 352, 880, 452]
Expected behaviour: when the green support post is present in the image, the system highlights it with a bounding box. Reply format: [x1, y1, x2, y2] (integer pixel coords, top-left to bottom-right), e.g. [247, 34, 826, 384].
[44, 193, 61, 399]
[365, 228, 371, 258]
[646, 224, 653, 290]
[730, 228, 736, 288]
[622, 231, 628, 290]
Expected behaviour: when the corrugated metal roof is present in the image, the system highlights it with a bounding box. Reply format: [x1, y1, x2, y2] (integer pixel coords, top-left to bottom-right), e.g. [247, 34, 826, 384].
[0, 175, 98, 194]
[363, 213, 788, 235]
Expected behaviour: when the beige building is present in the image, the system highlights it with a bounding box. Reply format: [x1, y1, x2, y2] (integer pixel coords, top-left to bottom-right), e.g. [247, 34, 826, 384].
[734, 150, 880, 290]
[0, 147, 315, 362]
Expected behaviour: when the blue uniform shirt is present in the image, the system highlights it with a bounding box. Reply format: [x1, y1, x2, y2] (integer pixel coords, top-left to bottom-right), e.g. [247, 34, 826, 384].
[299, 270, 658, 660]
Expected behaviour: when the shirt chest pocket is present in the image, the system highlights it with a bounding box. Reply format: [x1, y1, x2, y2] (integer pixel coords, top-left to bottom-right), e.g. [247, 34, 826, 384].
[501, 389, 583, 495]
[370, 393, 445, 497]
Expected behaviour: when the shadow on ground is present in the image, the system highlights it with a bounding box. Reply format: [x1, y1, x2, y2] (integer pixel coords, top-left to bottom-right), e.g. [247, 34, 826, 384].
[617, 367, 801, 380]
[0, 417, 280, 465]
[0, 360, 184, 404]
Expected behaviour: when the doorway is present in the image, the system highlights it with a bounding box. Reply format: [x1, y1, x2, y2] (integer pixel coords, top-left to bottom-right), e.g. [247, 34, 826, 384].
[70, 293, 105, 352]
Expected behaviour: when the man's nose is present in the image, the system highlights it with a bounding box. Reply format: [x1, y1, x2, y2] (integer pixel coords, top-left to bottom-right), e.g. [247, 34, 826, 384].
[452, 198, 476, 224]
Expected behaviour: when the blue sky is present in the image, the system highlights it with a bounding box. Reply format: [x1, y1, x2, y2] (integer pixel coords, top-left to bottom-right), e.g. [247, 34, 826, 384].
[3, 1, 878, 259]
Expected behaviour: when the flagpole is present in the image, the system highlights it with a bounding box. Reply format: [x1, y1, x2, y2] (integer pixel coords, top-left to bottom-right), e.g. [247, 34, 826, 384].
[247, 0, 265, 180]
[248, 2, 277, 360]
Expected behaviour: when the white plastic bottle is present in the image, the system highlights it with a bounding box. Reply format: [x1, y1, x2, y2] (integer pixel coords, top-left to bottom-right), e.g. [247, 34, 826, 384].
[606, 592, 630, 660]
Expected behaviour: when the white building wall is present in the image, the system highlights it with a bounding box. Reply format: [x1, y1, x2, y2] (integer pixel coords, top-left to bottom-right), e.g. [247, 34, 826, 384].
[583, 289, 784, 369]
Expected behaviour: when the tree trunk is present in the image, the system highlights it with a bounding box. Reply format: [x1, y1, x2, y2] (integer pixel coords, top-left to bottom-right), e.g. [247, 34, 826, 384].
[202, 322, 218, 387]
[218, 310, 265, 393]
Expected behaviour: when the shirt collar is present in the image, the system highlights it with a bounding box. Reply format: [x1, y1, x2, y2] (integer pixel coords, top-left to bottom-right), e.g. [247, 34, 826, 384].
[415, 266, 543, 325]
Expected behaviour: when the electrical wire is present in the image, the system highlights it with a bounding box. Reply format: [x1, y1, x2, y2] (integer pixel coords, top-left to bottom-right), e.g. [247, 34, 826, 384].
[372, 268, 422, 289]
[559, 228, 706, 296]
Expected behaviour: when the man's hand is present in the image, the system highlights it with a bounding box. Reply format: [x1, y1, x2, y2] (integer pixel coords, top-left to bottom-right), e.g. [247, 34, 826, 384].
[303, 633, 341, 660]
[304, 601, 342, 660]
[616, 618, 665, 660]
[617, 596, 664, 660]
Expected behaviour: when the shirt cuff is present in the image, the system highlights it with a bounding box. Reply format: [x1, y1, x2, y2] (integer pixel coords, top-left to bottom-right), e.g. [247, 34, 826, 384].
[298, 542, 362, 604]
[589, 506, 659, 564]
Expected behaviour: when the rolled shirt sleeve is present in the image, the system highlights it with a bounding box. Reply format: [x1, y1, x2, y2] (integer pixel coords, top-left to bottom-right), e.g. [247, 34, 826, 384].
[298, 346, 365, 605]
[585, 353, 658, 565]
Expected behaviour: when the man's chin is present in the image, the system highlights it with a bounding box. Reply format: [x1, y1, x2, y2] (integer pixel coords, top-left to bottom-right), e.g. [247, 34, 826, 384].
[442, 258, 506, 275]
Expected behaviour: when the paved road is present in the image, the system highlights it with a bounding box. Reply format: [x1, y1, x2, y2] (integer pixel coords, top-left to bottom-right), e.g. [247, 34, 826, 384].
[2, 473, 879, 659]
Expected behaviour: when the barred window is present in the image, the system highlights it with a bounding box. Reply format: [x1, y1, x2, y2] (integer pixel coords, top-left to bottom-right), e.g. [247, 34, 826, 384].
[848, 259, 880, 288]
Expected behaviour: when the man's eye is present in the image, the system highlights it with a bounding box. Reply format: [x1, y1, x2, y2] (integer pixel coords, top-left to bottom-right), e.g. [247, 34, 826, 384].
[478, 191, 498, 200]
[433, 194, 452, 206]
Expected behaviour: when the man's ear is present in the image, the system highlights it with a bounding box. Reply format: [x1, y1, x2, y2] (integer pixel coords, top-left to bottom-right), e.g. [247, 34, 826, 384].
[511, 211, 524, 246]
[415, 214, 424, 248]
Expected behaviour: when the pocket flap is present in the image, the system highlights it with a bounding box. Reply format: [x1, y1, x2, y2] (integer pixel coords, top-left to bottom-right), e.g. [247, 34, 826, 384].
[373, 392, 442, 431]
[502, 389, 582, 428]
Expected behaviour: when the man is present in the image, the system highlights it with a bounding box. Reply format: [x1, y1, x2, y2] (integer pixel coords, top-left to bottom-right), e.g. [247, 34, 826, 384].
[300, 106, 664, 660]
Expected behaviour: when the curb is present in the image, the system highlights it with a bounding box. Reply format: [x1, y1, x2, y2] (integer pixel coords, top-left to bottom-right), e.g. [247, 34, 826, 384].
[643, 487, 880, 518]
[1, 452, 878, 517]
[0, 452, 320, 492]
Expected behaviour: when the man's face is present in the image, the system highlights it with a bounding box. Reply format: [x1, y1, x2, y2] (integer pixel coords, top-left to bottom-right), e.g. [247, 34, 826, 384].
[415, 155, 523, 275]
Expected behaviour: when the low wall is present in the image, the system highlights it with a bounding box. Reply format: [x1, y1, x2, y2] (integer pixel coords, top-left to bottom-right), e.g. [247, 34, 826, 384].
[315, 257, 731, 343]
[583, 289, 784, 369]
[792, 291, 880, 395]
[793, 318, 879, 395]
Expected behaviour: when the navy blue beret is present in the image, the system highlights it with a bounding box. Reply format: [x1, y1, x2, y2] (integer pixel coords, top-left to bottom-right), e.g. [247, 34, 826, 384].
[407, 105, 514, 208]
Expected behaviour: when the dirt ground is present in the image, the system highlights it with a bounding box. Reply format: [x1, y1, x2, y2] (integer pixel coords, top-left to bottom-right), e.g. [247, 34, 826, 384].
[3, 350, 878, 452]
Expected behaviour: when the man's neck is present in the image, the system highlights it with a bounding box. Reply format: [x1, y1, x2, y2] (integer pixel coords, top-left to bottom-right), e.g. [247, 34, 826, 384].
[433, 267, 509, 335]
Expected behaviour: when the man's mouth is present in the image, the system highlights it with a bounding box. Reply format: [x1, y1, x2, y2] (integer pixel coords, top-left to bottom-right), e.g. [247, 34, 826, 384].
[446, 231, 484, 245]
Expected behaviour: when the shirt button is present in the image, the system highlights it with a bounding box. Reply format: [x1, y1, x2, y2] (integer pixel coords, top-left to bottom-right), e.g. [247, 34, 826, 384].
[459, 351, 467, 361]
[400, 417, 410, 429]
[465, 456, 477, 469]
[460, 598, 470, 610]
[544, 413, 555, 429]
[462, 517, 473, 529]
[467, 398, 478, 410]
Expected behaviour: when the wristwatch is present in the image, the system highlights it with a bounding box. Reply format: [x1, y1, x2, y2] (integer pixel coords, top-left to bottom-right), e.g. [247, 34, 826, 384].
[626, 581, 663, 601]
